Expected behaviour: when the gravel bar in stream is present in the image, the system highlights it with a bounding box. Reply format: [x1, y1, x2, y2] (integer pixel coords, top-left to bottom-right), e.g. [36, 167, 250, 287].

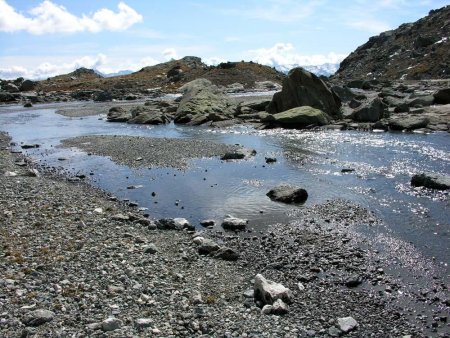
[1, 131, 448, 337]
[61, 135, 241, 169]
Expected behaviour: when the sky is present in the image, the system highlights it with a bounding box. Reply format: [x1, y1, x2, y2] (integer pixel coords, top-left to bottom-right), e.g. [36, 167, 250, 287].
[0, 0, 448, 79]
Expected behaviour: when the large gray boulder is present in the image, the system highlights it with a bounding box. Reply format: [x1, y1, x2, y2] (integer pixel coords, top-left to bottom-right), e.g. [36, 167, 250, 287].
[266, 67, 341, 116]
[107, 106, 131, 122]
[388, 116, 429, 130]
[411, 173, 450, 190]
[351, 98, 387, 122]
[175, 79, 237, 125]
[271, 106, 329, 129]
[128, 106, 170, 125]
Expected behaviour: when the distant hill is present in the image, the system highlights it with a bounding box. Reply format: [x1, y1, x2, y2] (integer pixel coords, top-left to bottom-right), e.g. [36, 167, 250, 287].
[36, 56, 286, 94]
[334, 5, 450, 81]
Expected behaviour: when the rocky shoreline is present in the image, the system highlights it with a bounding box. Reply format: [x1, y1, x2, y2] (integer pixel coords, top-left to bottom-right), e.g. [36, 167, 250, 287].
[1, 131, 449, 337]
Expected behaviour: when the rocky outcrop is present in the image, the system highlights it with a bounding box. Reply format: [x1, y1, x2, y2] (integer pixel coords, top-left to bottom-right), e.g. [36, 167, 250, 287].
[270, 106, 330, 128]
[334, 5, 450, 81]
[266, 67, 341, 117]
[267, 185, 308, 204]
[411, 173, 450, 190]
[174, 79, 237, 125]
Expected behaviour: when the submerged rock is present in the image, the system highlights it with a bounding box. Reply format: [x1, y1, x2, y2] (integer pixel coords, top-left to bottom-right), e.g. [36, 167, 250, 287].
[411, 173, 450, 190]
[221, 148, 256, 160]
[267, 185, 308, 204]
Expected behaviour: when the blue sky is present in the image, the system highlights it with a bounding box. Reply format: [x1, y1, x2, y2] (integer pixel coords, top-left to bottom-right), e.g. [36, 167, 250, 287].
[0, 0, 448, 79]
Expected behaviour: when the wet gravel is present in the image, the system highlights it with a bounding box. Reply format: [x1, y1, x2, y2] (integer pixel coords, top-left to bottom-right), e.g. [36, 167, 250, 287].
[61, 135, 240, 169]
[1, 131, 449, 337]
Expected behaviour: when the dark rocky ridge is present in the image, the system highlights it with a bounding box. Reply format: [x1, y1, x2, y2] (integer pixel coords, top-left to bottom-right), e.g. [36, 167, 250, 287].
[334, 5, 450, 81]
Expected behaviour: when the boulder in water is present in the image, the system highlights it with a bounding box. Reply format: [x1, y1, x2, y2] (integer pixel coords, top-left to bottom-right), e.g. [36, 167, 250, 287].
[266, 67, 341, 116]
[271, 106, 329, 129]
[411, 173, 450, 190]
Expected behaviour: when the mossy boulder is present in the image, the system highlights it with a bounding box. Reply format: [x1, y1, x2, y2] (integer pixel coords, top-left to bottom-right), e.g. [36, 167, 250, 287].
[272, 106, 329, 129]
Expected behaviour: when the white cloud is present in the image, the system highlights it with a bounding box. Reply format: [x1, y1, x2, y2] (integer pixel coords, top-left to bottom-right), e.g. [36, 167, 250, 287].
[0, 0, 142, 34]
[245, 43, 347, 70]
[0, 54, 107, 79]
[162, 48, 178, 61]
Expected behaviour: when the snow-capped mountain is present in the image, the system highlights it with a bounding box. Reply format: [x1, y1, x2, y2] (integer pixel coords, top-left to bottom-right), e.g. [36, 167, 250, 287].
[275, 63, 340, 77]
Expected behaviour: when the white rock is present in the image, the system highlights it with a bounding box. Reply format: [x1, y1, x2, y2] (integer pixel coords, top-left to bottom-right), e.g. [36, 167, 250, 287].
[135, 318, 153, 329]
[94, 208, 103, 213]
[337, 316, 358, 333]
[254, 274, 293, 305]
[193, 236, 205, 245]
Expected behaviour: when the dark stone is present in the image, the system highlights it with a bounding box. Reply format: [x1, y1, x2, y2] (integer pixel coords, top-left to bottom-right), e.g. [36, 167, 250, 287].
[433, 88, 450, 104]
[411, 173, 450, 190]
[267, 185, 308, 204]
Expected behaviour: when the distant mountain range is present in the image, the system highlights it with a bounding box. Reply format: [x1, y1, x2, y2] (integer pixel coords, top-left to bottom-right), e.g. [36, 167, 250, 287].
[97, 62, 340, 79]
[96, 70, 133, 78]
[275, 63, 340, 77]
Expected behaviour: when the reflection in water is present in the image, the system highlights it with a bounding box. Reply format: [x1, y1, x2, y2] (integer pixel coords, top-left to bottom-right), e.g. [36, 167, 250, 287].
[0, 106, 448, 271]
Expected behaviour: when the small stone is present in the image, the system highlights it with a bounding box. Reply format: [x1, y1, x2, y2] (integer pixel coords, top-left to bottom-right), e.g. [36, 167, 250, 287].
[143, 243, 158, 254]
[221, 216, 248, 231]
[271, 299, 289, 315]
[328, 326, 341, 337]
[200, 219, 215, 226]
[22, 309, 55, 327]
[337, 316, 358, 333]
[135, 318, 153, 329]
[261, 305, 273, 315]
[102, 317, 122, 332]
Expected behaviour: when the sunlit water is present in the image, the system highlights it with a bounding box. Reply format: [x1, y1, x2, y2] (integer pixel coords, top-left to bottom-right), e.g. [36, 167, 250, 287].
[0, 104, 449, 273]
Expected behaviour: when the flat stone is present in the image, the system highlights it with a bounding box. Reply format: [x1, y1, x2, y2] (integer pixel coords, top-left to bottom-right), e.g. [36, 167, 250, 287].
[221, 216, 248, 231]
[22, 309, 55, 327]
[102, 317, 122, 332]
[135, 318, 153, 329]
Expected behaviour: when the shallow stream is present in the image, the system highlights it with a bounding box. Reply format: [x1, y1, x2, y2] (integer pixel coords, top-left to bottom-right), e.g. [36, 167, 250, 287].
[0, 103, 448, 276]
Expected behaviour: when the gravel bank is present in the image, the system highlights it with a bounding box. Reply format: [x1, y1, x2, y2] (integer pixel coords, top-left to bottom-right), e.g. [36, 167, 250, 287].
[1, 132, 447, 337]
[61, 135, 240, 169]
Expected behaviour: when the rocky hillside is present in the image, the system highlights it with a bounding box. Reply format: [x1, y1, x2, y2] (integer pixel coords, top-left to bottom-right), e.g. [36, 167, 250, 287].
[35, 57, 285, 95]
[334, 5, 450, 81]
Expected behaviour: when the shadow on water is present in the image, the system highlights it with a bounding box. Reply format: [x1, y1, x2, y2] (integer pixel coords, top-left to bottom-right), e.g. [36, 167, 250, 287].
[0, 106, 448, 275]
